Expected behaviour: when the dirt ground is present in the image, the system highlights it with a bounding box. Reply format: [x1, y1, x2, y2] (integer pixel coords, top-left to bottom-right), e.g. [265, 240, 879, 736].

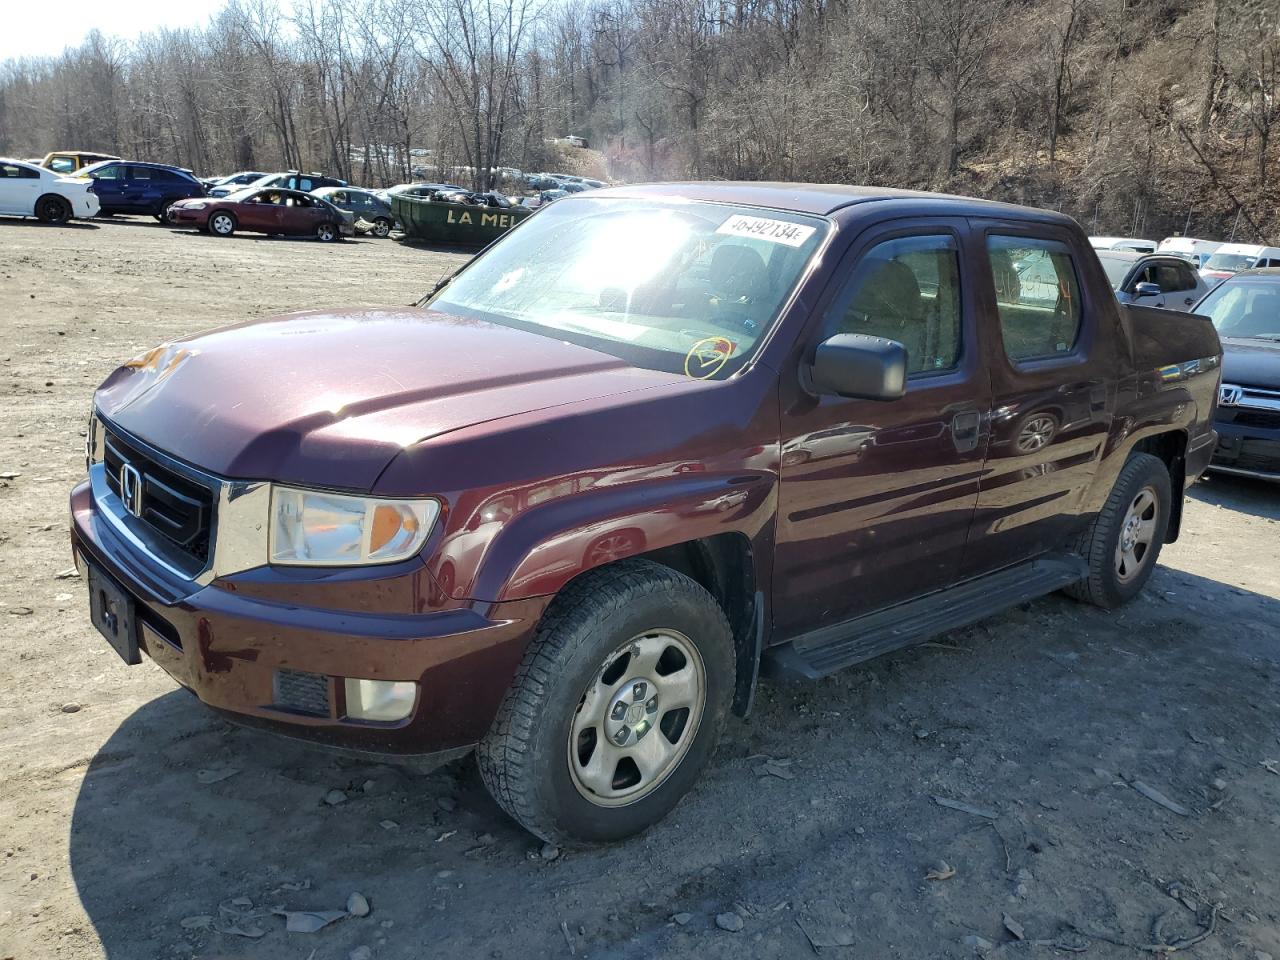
[1, 217, 1278, 960]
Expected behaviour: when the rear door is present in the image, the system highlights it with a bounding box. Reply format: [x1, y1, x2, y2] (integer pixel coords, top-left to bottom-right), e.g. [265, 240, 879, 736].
[774, 217, 992, 636]
[122, 165, 155, 211]
[959, 222, 1116, 577]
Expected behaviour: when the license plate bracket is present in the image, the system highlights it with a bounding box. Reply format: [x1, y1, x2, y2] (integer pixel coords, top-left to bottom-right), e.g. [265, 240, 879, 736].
[88, 564, 141, 665]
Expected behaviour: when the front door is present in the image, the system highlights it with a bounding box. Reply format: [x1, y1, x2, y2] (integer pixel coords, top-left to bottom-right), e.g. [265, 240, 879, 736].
[960, 223, 1115, 577]
[774, 219, 992, 639]
[89, 163, 127, 211]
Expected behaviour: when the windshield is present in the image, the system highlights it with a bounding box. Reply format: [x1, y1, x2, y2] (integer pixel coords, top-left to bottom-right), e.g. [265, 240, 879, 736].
[1196, 278, 1280, 340]
[1203, 252, 1256, 272]
[427, 197, 828, 379]
[1097, 254, 1133, 288]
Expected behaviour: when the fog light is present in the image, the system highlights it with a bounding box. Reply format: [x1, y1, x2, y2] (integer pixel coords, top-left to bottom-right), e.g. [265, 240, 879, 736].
[344, 678, 416, 722]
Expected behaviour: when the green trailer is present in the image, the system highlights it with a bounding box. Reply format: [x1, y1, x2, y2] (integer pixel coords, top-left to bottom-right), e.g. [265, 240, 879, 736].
[392, 194, 532, 245]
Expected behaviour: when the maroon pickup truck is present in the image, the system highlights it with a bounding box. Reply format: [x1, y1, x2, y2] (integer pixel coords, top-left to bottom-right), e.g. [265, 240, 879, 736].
[71, 183, 1221, 844]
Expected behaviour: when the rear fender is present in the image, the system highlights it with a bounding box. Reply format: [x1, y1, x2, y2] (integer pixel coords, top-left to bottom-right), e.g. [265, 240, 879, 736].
[470, 472, 777, 602]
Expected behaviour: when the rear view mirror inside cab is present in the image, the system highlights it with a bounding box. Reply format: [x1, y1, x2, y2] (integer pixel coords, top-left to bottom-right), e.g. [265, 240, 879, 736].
[809, 333, 907, 401]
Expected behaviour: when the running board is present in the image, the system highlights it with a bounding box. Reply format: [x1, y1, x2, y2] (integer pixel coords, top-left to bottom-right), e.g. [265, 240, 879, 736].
[762, 554, 1088, 681]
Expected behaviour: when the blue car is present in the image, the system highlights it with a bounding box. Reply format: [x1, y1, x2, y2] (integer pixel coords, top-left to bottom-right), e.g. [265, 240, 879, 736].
[79, 160, 206, 222]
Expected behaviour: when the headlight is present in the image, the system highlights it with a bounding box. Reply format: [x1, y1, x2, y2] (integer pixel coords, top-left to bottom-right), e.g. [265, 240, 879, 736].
[186, 202, 206, 210]
[269, 486, 438, 566]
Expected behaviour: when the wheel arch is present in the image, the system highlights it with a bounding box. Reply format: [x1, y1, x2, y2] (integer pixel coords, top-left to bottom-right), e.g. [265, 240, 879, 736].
[1130, 430, 1187, 542]
[35, 192, 70, 216]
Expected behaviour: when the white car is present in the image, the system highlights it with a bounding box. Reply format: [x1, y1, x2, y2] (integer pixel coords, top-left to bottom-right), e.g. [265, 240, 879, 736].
[1089, 235, 1158, 254]
[0, 157, 99, 223]
[1200, 242, 1280, 282]
[1156, 236, 1223, 269]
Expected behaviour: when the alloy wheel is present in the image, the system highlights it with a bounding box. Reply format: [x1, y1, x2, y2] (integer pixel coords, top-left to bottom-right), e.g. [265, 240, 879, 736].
[1114, 485, 1158, 583]
[567, 630, 706, 807]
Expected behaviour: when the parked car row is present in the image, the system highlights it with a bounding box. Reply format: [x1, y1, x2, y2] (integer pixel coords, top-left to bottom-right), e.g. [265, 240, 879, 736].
[1091, 233, 1280, 284]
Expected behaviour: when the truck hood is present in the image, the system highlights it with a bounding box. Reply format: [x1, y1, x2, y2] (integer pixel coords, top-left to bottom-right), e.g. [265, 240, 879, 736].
[95, 307, 685, 489]
[1221, 338, 1280, 390]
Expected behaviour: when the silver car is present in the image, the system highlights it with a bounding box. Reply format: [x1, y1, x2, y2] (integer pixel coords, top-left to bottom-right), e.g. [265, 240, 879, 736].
[1096, 251, 1212, 311]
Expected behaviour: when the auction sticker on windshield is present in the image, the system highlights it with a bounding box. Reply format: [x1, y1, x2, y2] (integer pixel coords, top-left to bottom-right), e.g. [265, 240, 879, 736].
[685, 337, 736, 379]
[715, 215, 816, 247]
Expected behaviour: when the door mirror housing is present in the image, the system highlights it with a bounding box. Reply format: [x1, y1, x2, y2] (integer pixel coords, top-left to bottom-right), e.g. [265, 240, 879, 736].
[1133, 281, 1162, 298]
[809, 333, 907, 401]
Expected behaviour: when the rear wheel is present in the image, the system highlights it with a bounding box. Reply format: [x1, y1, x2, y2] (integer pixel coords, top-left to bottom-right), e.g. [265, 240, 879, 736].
[372, 216, 392, 238]
[1064, 452, 1171, 608]
[478, 559, 735, 844]
[153, 198, 180, 223]
[209, 211, 236, 237]
[316, 221, 339, 242]
[35, 195, 71, 224]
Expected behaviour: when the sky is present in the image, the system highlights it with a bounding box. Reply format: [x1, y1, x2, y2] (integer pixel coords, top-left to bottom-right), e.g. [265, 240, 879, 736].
[0, 0, 232, 63]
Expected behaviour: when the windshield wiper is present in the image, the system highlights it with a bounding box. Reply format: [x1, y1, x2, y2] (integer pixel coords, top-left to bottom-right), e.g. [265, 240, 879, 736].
[414, 272, 454, 307]
[1235, 334, 1280, 342]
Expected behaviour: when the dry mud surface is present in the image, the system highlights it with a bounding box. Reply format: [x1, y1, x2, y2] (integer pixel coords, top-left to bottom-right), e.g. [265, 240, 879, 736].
[1, 217, 1278, 960]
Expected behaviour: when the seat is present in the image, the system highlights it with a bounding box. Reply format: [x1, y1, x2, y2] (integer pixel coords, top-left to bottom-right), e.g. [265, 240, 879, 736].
[843, 258, 927, 369]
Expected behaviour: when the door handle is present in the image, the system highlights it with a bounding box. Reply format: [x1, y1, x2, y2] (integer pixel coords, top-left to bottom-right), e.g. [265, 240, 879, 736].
[951, 411, 981, 453]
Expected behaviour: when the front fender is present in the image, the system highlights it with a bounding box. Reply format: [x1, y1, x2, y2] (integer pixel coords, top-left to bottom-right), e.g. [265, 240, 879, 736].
[471, 471, 777, 602]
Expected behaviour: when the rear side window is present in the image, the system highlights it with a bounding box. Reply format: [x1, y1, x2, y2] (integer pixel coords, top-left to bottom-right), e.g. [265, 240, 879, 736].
[988, 236, 1082, 362]
[1, 163, 37, 179]
[825, 234, 963, 375]
[129, 166, 152, 180]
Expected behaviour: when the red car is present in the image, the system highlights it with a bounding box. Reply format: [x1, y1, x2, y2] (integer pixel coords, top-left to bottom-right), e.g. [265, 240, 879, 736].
[168, 187, 354, 241]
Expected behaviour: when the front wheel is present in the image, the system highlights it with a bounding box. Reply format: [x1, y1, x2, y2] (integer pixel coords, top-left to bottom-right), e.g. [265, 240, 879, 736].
[1064, 452, 1171, 608]
[316, 222, 339, 242]
[371, 216, 392, 238]
[478, 559, 735, 844]
[209, 211, 236, 236]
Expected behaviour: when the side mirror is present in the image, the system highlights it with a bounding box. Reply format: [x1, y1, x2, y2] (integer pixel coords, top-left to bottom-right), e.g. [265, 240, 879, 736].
[810, 333, 907, 401]
[1133, 281, 1162, 298]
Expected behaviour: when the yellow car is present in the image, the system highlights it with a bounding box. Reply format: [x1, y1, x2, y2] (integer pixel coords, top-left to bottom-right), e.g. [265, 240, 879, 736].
[39, 150, 120, 176]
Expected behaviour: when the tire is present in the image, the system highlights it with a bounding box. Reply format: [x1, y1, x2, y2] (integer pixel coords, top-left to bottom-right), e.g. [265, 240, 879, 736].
[316, 221, 339, 242]
[209, 211, 236, 237]
[153, 198, 179, 223]
[478, 559, 735, 844]
[35, 195, 71, 224]
[372, 217, 392, 238]
[1063, 452, 1171, 609]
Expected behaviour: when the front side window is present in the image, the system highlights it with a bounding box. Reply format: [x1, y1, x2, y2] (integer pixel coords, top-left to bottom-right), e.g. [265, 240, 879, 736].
[1195, 279, 1280, 341]
[824, 234, 963, 375]
[90, 164, 122, 180]
[47, 157, 76, 174]
[429, 197, 828, 380]
[989, 235, 1082, 362]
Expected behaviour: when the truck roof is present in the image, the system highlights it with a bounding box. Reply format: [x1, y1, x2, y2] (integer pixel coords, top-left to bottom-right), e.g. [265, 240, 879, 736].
[591, 181, 1079, 225]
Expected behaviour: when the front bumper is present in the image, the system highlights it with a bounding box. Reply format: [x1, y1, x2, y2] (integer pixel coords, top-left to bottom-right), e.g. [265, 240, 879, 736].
[1210, 417, 1280, 481]
[70, 478, 547, 754]
[169, 206, 208, 226]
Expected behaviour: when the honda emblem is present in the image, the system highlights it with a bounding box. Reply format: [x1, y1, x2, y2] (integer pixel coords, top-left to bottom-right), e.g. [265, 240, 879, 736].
[119, 463, 143, 517]
[1218, 384, 1243, 407]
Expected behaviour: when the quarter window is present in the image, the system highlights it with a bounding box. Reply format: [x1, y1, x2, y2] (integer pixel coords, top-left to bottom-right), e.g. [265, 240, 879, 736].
[825, 235, 963, 375]
[988, 236, 1082, 362]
